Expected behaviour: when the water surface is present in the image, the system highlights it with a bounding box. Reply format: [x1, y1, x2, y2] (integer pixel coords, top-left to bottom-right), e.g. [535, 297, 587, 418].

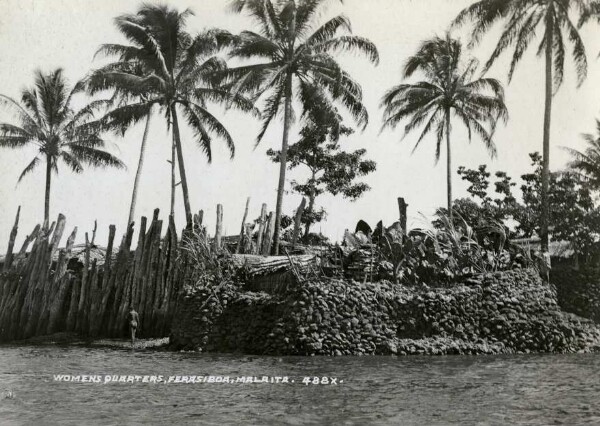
[1, 346, 599, 425]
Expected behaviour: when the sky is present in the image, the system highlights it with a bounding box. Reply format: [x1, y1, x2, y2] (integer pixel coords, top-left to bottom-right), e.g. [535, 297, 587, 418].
[1, 0, 600, 248]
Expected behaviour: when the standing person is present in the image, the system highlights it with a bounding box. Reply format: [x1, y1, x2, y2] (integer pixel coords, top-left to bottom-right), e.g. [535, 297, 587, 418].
[127, 306, 140, 348]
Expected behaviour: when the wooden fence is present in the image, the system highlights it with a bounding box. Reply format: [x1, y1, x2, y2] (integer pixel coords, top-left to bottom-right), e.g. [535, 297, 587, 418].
[0, 207, 191, 342]
[0, 198, 288, 342]
[0, 196, 408, 342]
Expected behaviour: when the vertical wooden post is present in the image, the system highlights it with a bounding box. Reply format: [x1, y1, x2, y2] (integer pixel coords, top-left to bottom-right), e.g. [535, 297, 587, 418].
[18, 224, 40, 256]
[255, 203, 267, 255]
[292, 198, 306, 249]
[48, 213, 66, 263]
[215, 204, 223, 251]
[75, 232, 91, 333]
[262, 212, 275, 255]
[236, 197, 250, 254]
[91, 220, 97, 246]
[94, 224, 116, 336]
[397, 197, 408, 234]
[46, 226, 78, 334]
[243, 223, 253, 253]
[193, 210, 204, 230]
[4, 206, 20, 272]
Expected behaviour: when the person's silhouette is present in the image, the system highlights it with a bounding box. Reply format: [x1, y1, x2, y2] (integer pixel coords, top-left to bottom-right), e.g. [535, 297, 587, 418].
[127, 306, 140, 347]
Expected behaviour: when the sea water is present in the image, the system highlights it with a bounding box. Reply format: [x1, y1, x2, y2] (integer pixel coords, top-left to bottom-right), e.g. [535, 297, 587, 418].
[1, 346, 600, 425]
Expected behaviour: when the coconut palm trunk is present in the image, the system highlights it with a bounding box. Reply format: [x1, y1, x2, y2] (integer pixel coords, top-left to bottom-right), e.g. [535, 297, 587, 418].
[540, 12, 554, 252]
[445, 110, 452, 220]
[44, 154, 52, 224]
[273, 74, 294, 255]
[127, 111, 153, 226]
[171, 107, 192, 225]
[170, 139, 176, 217]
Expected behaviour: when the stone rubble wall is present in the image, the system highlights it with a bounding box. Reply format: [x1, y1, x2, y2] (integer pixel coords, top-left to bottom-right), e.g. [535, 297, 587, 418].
[170, 268, 600, 356]
[552, 268, 600, 323]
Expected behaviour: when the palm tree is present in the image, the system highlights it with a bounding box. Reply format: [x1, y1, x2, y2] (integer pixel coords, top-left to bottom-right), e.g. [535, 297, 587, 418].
[86, 60, 156, 227]
[564, 119, 600, 189]
[453, 0, 596, 251]
[227, 0, 379, 254]
[0, 68, 124, 223]
[380, 36, 508, 220]
[89, 4, 258, 224]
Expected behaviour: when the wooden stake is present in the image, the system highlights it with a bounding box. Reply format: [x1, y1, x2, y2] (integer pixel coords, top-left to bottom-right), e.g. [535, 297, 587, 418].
[292, 198, 306, 249]
[397, 197, 408, 235]
[18, 224, 40, 256]
[4, 206, 20, 272]
[262, 212, 275, 255]
[255, 203, 267, 255]
[91, 220, 97, 246]
[236, 197, 250, 254]
[215, 204, 223, 251]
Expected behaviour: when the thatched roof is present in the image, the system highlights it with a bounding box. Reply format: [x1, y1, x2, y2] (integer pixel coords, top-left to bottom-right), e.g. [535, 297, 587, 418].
[230, 254, 317, 276]
[0, 244, 115, 268]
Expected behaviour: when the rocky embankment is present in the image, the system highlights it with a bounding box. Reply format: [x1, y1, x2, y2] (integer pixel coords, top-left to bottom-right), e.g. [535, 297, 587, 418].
[552, 268, 600, 323]
[170, 269, 600, 355]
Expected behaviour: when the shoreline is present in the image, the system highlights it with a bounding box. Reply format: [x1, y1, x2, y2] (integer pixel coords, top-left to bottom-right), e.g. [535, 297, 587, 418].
[2, 334, 598, 357]
[0, 333, 170, 350]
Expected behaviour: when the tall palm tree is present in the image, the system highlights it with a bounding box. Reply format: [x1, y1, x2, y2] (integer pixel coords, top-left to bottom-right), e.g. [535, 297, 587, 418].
[89, 4, 258, 224]
[227, 0, 379, 254]
[380, 36, 508, 219]
[453, 0, 596, 251]
[0, 68, 124, 223]
[86, 60, 156, 227]
[564, 119, 600, 189]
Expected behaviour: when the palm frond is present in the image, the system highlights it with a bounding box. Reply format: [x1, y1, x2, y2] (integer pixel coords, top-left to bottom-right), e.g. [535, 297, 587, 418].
[304, 15, 352, 47]
[17, 156, 40, 183]
[67, 143, 125, 169]
[309, 35, 379, 65]
[0, 94, 39, 131]
[180, 101, 235, 159]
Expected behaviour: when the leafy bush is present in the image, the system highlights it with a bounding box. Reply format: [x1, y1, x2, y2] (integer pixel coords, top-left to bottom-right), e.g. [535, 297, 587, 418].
[378, 213, 533, 285]
[179, 227, 236, 290]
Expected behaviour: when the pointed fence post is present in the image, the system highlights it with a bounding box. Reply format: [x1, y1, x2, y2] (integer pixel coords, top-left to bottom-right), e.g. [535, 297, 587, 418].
[4, 206, 20, 272]
[255, 203, 267, 255]
[237, 197, 250, 254]
[397, 197, 408, 235]
[292, 198, 306, 249]
[215, 204, 223, 251]
[262, 212, 275, 255]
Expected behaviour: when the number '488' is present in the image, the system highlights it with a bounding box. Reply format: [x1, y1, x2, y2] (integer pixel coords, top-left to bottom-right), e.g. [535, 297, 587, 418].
[302, 377, 339, 385]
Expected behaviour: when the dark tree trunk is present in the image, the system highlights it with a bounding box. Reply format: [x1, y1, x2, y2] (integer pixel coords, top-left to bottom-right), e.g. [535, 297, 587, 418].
[127, 111, 153, 227]
[273, 74, 293, 255]
[540, 11, 554, 252]
[170, 132, 176, 218]
[445, 110, 452, 220]
[171, 107, 192, 225]
[44, 155, 52, 224]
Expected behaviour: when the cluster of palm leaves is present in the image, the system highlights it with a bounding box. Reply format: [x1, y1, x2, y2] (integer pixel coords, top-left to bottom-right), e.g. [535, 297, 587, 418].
[0, 69, 123, 222]
[381, 35, 508, 220]
[1, 1, 378, 254]
[86, 5, 259, 225]
[223, 0, 379, 254]
[2, 0, 600, 256]
[450, 0, 600, 252]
